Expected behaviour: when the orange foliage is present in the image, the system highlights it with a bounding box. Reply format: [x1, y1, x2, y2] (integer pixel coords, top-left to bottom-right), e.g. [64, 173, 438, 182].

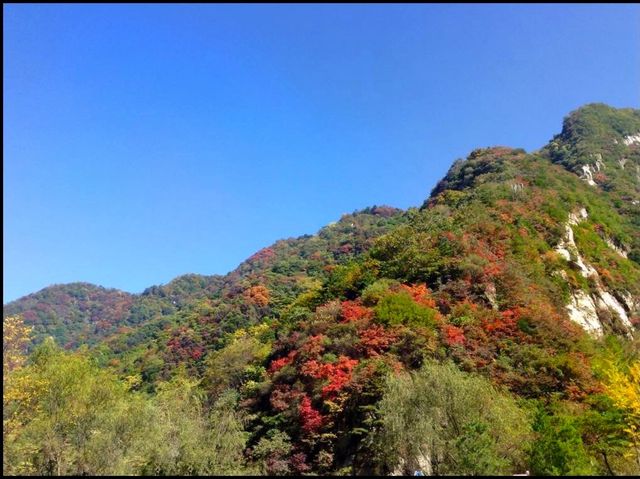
[300, 334, 326, 356]
[340, 300, 373, 322]
[482, 309, 521, 337]
[244, 285, 270, 307]
[400, 283, 436, 308]
[301, 359, 323, 378]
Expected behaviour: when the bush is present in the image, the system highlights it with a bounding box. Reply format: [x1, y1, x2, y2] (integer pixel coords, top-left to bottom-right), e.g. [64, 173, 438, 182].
[374, 292, 437, 328]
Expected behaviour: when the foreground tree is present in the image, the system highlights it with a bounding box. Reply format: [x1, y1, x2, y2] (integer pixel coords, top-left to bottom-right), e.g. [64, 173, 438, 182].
[374, 361, 532, 475]
[602, 360, 640, 472]
[136, 373, 254, 475]
[3, 315, 32, 377]
[3, 341, 254, 476]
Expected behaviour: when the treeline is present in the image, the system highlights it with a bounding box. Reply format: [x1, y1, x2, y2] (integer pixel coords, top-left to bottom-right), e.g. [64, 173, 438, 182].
[4, 316, 253, 475]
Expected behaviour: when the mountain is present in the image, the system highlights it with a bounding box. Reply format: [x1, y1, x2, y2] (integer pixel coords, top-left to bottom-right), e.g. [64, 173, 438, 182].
[4, 104, 640, 476]
[3, 283, 138, 349]
[2, 277, 221, 350]
[4, 206, 406, 355]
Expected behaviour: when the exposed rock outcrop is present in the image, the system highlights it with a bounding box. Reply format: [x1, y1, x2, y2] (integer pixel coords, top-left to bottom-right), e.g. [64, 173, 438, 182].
[580, 164, 597, 187]
[605, 237, 629, 258]
[622, 132, 640, 146]
[566, 290, 604, 337]
[555, 208, 635, 338]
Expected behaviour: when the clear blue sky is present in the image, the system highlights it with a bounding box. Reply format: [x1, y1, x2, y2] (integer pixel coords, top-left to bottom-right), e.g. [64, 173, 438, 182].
[4, 4, 640, 303]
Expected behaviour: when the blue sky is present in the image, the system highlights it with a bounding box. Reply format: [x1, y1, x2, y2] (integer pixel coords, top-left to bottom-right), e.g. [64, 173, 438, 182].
[4, 4, 640, 303]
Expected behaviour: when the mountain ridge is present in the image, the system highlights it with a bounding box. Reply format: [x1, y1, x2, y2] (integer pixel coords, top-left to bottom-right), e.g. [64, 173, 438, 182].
[4, 205, 407, 351]
[5, 104, 640, 351]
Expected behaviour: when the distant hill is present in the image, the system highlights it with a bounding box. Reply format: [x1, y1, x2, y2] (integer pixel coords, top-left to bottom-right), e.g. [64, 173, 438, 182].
[4, 206, 406, 357]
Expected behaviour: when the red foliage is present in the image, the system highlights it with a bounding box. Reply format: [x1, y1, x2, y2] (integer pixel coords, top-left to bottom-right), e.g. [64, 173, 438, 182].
[443, 324, 465, 346]
[247, 246, 276, 264]
[442, 231, 457, 241]
[290, 452, 311, 473]
[301, 356, 359, 399]
[268, 351, 297, 374]
[320, 356, 359, 398]
[593, 172, 608, 184]
[462, 237, 507, 279]
[358, 324, 398, 357]
[482, 262, 504, 277]
[270, 384, 302, 411]
[483, 309, 520, 337]
[301, 359, 323, 378]
[190, 346, 204, 360]
[299, 395, 323, 432]
[340, 300, 373, 323]
[565, 383, 585, 401]
[166, 327, 204, 363]
[370, 205, 400, 217]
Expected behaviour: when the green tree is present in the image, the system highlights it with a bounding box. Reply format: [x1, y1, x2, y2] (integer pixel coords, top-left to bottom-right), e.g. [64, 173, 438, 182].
[3, 339, 151, 475]
[374, 291, 437, 328]
[374, 361, 531, 475]
[530, 403, 597, 475]
[137, 373, 253, 475]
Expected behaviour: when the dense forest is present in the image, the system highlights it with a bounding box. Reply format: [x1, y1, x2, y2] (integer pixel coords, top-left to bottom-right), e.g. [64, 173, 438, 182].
[4, 104, 640, 475]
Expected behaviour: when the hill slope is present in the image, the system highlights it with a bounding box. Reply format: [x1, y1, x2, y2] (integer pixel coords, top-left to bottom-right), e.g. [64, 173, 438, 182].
[232, 105, 639, 474]
[4, 207, 406, 355]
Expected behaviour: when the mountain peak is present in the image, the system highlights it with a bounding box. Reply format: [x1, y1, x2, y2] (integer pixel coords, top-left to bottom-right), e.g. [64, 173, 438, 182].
[427, 146, 527, 202]
[555, 103, 640, 150]
[543, 104, 640, 204]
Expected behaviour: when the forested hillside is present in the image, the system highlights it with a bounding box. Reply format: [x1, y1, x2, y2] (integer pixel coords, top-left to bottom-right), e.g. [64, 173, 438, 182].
[4, 104, 640, 476]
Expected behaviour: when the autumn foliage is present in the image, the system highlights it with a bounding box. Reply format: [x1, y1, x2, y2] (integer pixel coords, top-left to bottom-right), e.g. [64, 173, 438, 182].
[299, 395, 323, 432]
[244, 285, 271, 307]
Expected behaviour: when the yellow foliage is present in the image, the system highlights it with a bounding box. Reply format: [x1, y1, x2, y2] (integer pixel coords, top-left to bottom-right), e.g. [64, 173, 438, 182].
[3, 315, 32, 377]
[3, 315, 36, 454]
[604, 360, 640, 464]
[124, 374, 142, 390]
